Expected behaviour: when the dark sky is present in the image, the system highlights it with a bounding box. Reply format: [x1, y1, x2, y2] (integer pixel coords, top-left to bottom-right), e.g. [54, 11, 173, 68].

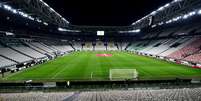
[44, 0, 172, 26]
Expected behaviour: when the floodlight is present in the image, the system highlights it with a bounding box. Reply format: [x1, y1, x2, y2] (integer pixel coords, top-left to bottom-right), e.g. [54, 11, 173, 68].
[198, 10, 201, 15]
[58, 27, 67, 32]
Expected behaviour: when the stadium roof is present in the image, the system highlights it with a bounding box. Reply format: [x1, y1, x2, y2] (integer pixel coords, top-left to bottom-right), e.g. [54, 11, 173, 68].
[0, 0, 201, 38]
[43, 0, 172, 26]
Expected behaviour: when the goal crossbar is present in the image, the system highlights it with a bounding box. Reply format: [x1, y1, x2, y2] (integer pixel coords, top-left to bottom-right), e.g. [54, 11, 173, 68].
[109, 69, 138, 80]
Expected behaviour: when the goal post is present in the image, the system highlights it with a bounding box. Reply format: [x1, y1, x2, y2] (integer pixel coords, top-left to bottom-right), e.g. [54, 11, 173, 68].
[109, 69, 138, 80]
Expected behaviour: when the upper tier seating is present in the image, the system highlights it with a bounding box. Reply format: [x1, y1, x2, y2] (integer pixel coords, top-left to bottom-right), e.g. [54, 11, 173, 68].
[142, 31, 159, 39]
[158, 28, 177, 37]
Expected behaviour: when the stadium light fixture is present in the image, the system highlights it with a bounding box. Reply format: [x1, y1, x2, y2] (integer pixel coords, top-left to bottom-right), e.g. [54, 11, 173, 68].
[58, 27, 80, 32]
[154, 8, 201, 28]
[1, 3, 45, 23]
[173, 0, 183, 3]
[151, 11, 157, 15]
[182, 11, 196, 19]
[151, 24, 157, 28]
[18, 11, 28, 18]
[189, 11, 196, 16]
[158, 7, 165, 11]
[132, 0, 184, 26]
[58, 27, 68, 32]
[3, 5, 12, 10]
[43, 22, 48, 26]
[12, 9, 17, 14]
[172, 16, 181, 21]
[36, 18, 42, 23]
[133, 29, 141, 33]
[198, 10, 201, 15]
[158, 22, 164, 26]
[119, 29, 141, 33]
[0, 2, 61, 26]
[132, 0, 199, 28]
[28, 16, 34, 21]
[39, 0, 69, 24]
[182, 14, 189, 19]
[164, 3, 170, 8]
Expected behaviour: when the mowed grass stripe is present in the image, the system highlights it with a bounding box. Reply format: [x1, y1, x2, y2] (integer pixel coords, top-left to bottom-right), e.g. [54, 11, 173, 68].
[4, 51, 201, 81]
[125, 53, 201, 79]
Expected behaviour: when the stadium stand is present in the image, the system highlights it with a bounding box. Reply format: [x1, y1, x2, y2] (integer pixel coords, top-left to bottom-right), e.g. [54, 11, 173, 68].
[118, 42, 128, 51]
[95, 41, 106, 51]
[73, 42, 82, 51]
[139, 40, 160, 53]
[31, 42, 56, 53]
[0, 39, 46, 59]
[158, 28, 177, 37]
[127, 35, 201, 64]
[0, 38, 76, 71]
[40, 42, 59, 52]
[1, 88, 201, 101]
[0, 92, 74, 101]
[159, 38, 193, 56]
[168, 37, 201, 59]
[107, 42, 118, 51]
[1, 0, 201, 99]
[0, 46, 33, 63]
[11, 43, 47, 59]
[0, 56, 16, 68]
[184, 52, 201, 63]
[25, 42, 55, 58]
[41, 40, 74, 53]
[83, 42, 93, 51]
[52, 45, 74, 53]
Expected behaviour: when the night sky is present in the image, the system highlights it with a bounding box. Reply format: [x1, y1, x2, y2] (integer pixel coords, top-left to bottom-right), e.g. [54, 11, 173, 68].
[44, 0, 172, 26]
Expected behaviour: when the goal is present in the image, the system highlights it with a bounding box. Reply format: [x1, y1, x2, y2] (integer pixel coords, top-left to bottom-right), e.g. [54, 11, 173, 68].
[109, 69, 138, 80]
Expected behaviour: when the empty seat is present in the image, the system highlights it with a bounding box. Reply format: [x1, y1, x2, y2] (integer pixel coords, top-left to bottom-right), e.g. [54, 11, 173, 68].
[0, 48, 33, 63]
[0, 56, 16, 68]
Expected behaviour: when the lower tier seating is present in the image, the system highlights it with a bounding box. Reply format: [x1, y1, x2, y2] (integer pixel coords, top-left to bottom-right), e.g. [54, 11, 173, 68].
[0, 48, 33, 63]
[0, 56, 16, 68]
[1, 88, 201, 101]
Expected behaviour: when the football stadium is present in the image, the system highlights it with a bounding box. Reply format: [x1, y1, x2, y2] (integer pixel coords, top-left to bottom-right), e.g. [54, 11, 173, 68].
[1, 0, 201, 100]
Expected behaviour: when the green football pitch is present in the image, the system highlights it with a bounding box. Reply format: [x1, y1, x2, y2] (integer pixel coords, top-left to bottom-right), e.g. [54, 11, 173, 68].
[3, 51, 201, 82]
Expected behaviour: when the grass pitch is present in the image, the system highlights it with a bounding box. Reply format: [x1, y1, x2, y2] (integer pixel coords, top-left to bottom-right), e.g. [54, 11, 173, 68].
[3, 51, 201, 82]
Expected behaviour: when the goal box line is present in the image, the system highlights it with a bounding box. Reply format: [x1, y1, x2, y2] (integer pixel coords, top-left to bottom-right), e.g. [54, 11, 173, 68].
[109, 69, 138, 81]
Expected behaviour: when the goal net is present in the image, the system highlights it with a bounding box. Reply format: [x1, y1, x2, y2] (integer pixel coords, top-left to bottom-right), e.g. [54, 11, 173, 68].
[109, 69, 138, 80]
